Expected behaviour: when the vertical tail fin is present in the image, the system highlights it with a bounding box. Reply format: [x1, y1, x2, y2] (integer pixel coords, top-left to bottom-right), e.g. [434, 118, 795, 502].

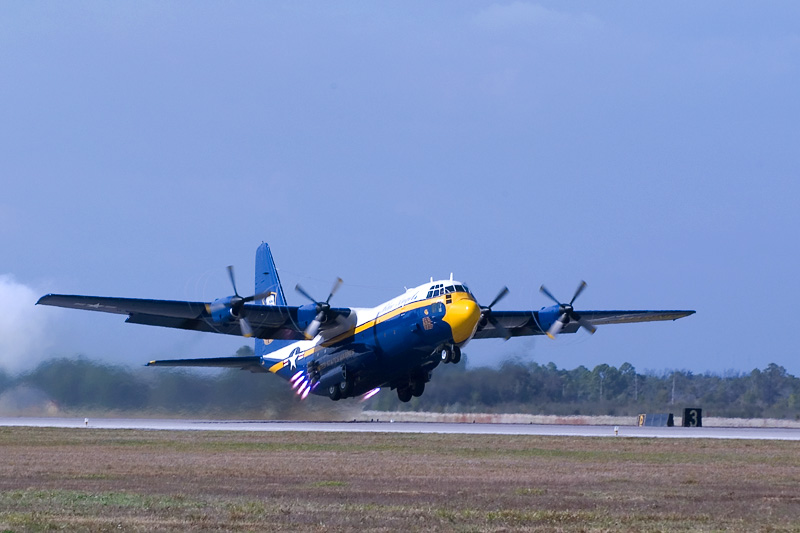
[254, 243, 293, 358]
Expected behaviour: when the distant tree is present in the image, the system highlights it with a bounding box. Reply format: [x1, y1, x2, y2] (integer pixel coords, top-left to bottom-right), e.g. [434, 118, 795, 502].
[236, 345, 255, 357]
[0, 369, 10, 393]
[21, 358, 149, 410]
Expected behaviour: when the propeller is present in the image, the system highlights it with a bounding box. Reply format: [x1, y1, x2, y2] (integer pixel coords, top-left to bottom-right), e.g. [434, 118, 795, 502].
[480, 286, 511, 340]
[295, 277, 343, 339]
[539, 280, 597, 339]
[222, 265, 271, 338]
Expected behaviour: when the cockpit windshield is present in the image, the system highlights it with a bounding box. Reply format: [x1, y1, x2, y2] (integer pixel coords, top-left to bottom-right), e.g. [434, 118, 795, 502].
[426, 283, 472, 299]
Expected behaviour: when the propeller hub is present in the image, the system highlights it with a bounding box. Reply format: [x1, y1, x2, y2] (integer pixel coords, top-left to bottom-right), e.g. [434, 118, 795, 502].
[479, 286, 511, 340]
[295, 278, 344, 339]
[211, 265, 268, 338]
[540, 281, 595, 338]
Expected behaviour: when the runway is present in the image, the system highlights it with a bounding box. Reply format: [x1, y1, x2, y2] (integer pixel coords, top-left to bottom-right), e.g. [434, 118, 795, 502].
[2, 417, 799, 440]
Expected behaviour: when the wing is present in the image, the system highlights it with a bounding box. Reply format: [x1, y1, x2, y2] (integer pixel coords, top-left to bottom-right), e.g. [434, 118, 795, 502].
[36, 294, 346, 340]
[473, 310, 695, 339]
[145, 356, 267, 372]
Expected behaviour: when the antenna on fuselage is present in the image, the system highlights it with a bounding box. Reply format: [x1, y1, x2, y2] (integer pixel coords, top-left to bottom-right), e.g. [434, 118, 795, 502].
[450, 273, 453, 281]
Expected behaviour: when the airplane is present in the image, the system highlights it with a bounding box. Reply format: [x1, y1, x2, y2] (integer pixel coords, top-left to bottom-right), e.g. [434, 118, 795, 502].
[37, 243, 694, 403]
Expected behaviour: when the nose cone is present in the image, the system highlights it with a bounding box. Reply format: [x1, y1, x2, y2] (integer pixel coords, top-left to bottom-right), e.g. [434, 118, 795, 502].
[443, 295, 482, 344]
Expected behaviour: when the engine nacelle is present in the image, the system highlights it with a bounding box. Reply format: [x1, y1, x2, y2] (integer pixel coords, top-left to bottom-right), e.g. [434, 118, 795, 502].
[319, 310, 356, 339]
[209, 296, 240, 323]
[296, 303, 320, 331]
[295, 305, 356, 338]
[537, 305, 563, 332]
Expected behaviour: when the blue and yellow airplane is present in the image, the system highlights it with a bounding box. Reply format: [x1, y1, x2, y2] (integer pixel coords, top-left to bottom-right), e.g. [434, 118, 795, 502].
[37, 243, 694, 402]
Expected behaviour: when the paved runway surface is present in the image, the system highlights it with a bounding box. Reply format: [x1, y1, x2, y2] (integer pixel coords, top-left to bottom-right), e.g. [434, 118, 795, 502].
[2, 417, 799, 440]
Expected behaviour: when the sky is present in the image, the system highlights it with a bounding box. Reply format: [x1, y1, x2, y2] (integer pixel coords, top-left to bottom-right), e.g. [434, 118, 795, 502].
[1, 2, 799, 376]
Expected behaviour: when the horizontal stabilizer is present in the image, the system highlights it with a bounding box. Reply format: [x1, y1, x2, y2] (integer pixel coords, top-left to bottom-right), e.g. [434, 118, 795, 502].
[145, 356, 266, 372]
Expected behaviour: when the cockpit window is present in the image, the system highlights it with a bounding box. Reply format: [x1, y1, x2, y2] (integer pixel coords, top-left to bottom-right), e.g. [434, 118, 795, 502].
[426, 283, 444, 299]
[427, 283, 472, 298]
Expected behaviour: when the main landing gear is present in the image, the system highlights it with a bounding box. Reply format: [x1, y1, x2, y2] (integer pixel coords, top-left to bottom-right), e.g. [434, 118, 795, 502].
[328, 378, 353, 401]
[396, 380, 425, 403]
[396, 372, 429, 403]
[439, 345, 461, 364]
[328, 365, 354, 401]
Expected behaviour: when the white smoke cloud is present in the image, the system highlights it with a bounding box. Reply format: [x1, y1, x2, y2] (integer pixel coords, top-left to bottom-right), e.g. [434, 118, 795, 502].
[0, 274, 54, 374]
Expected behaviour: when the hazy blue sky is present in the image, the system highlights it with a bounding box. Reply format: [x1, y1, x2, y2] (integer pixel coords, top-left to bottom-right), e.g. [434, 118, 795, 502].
[2, 2, 799, 376]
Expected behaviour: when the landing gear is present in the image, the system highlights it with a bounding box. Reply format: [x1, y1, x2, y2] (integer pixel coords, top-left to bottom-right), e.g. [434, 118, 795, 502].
[397, 386, 412, 403]
[440, 345, 462, 364]
[328, 384, 341, 401]
[339, 378, 353, 398]
[397, 372, 427, 402]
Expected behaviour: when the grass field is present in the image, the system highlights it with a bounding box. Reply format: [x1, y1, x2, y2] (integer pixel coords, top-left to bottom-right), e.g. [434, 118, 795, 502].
[1, 427, 798, 531]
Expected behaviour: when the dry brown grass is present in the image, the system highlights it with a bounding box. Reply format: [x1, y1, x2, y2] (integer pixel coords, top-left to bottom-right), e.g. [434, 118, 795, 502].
[1, 427, 798, 531]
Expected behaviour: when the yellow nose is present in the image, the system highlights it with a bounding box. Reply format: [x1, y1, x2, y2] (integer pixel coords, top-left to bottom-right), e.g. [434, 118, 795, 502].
[443, 296, 481, 344]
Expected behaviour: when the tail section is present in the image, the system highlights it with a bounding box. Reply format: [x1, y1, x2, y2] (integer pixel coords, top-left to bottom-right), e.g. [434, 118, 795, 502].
[255, 243, 293, 358]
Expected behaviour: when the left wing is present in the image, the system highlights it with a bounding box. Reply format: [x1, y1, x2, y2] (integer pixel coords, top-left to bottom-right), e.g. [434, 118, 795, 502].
[474, 310, 695, 340]
[36, 294, 312, 340]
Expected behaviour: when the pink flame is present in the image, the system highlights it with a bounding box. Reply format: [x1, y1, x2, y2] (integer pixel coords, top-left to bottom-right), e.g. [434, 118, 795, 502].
[361, 387, 381, 401]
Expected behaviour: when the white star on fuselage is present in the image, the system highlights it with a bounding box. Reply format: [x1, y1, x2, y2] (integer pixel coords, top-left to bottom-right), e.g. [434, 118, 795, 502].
[287, 350, 300, 370]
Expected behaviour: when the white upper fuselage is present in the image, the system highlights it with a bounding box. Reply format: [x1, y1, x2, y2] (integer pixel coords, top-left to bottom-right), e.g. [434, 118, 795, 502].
[264, 279, 476, 362]
[350, 279, 474, 329]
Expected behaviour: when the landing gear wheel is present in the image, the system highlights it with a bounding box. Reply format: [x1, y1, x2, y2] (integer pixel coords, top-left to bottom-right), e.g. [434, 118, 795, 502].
[452, 346, 462, 364]
[440, 347, 452, 363]
[339, 379, 353, 398]
[411, 380, 425, 398]
[328, 384, 341, 401]
[397, 386, 412, 403]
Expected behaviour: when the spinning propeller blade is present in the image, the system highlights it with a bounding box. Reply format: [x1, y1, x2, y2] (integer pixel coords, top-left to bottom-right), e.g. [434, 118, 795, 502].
[295, 278, 344, 339]
[540, 281, 595, 339]
[481, 286, 511, 340]
[227, 265, 240, 297]
[221, 265, 269, 338]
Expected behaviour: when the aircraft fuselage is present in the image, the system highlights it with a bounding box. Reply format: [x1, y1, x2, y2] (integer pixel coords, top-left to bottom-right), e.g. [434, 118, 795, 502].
[264, 281, 480, 400]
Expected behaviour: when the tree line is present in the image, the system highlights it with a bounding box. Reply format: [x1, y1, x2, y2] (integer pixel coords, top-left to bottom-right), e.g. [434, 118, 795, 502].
[372, 358, 800, 419]
[0, 347, 798, 419]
